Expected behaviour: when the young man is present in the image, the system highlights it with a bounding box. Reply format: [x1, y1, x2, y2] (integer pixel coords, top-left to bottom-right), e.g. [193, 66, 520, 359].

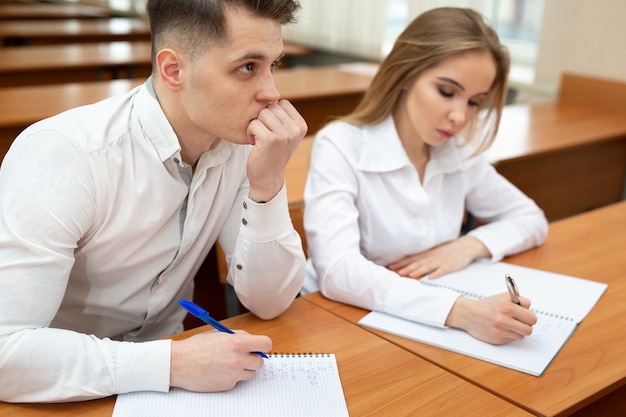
[0, 0, 306, 402]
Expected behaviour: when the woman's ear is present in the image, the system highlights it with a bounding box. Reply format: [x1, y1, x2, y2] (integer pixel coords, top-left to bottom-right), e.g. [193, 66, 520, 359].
[402, 75, 416, 91]
[156, 48, 183, 91]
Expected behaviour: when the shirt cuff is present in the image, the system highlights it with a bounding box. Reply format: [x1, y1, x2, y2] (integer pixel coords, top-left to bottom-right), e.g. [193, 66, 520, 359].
[115, 339, 171, 394]
[382, 278, 460, 328]
[468, 227, 506, 262]
[241, 185, 291, 242]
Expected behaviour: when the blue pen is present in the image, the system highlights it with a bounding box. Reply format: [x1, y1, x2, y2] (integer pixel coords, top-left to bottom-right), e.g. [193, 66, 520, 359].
[178, 299, 269, 358]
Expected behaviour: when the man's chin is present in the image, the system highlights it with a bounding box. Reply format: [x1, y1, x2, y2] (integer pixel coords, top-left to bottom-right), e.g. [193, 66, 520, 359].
[216, 134, 251, 146]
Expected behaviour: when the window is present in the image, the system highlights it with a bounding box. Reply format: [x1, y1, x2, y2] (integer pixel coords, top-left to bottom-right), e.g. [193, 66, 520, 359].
[384, 0, 409, 56]
[384, 0, 545, 84]
[491, 0, 544, 83]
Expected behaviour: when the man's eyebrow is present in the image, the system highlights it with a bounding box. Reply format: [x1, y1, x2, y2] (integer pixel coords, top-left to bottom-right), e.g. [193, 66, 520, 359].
[437, 77, 489, 96]
[234, 51, 285, 62]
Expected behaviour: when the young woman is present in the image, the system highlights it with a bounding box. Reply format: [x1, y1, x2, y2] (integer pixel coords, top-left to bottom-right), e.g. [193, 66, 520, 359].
[302, 7, 548, 345]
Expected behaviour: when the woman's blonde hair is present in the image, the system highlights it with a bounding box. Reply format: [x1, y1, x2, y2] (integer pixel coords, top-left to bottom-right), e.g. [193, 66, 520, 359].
[342, 7, 510, 153]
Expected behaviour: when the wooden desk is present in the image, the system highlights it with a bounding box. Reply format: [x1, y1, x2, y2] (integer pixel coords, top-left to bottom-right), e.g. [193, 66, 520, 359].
[0, 3, 114, 20]
[0, 64, 373, 162]
[488, 101, 626, 220]
[559, 72, 626, 113]
[0, 298, 533, 417]
[0, 17, 150, 46]
[305, 200, 626, 416]
[0, 41, 153, 87]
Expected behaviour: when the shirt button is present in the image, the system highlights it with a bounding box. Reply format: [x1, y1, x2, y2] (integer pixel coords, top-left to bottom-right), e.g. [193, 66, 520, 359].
[242, 218, 248, 226]
[236, 264, 243, 270]
[174, 158, 180, 164]
[243, 201, 248, 209]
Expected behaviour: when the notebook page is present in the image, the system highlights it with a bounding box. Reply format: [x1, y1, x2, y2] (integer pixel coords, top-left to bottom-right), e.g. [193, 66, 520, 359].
[112, 354, 349, 417]
[420, 261, 607, 322]
[359, 310, 577, 376]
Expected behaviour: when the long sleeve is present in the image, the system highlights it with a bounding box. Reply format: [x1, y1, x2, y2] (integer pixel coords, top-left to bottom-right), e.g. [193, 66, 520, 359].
[0, 131, 172, 403]
[219, 184, 306, 320]
[464, 161, 548, 261]
[0, 330, 170, 403]
[303, 126, 460, 328]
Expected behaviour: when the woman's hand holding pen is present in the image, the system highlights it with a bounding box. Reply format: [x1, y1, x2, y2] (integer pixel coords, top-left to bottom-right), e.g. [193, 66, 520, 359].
[445, 293, 538, 345]
[170, 331, 272, 392]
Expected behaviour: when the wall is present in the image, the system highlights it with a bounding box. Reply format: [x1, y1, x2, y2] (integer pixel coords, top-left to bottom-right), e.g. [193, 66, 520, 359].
[534, 0, 626, 96]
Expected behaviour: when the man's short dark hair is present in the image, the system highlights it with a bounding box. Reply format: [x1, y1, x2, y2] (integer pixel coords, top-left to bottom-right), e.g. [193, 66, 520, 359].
[147, 0, 301, 65]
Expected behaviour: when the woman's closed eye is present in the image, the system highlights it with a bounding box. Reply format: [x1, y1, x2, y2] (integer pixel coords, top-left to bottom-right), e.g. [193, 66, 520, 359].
[439, 85, 483, 108]
[438, 86, 454, 98]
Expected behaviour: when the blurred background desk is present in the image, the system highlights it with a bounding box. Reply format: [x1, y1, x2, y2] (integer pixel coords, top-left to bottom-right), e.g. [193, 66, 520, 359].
[0, 41, 152, 86]
[488, 101, 626, 221]
[0, 2, 114, 20]
[305, 200, 626, 417]
[0, 17, 150, 46]
[0, 297, 534, 417]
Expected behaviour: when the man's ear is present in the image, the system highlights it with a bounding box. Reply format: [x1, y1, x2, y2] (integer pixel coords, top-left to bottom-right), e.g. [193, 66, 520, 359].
[156, 48, 183, 91]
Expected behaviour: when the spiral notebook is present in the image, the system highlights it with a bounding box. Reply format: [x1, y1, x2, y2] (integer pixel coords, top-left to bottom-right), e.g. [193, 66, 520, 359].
[359, 261, 607, 376]
[112, 353, 349, 417]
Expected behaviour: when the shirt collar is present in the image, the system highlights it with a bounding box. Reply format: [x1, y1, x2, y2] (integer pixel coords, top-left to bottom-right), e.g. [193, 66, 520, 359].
[358, 115, 410, 172]
[357, 115, 480, 175]
[134, 77, 235, 168]
[133, 77, 182, 163]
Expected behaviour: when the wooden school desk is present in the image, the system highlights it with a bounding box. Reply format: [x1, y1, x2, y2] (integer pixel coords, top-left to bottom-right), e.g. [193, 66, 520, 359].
[0, 2, 114, 20]
[487, 101, 626, 221]
[0, 297, 534, 417]
[305, 200, 626, 417]
[0, 17, 150, 46]
[0, 41, 153, 87]
[0, 64, 373, 162]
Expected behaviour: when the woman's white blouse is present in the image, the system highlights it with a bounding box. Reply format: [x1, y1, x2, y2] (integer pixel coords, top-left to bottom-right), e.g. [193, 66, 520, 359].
[303, 116, 547, 328]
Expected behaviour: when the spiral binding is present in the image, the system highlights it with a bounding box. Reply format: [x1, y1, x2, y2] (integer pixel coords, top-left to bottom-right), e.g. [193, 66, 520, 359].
[419, 280, 575, 321]
[267, 353, 332, 357]
[420, 279, 483, 299]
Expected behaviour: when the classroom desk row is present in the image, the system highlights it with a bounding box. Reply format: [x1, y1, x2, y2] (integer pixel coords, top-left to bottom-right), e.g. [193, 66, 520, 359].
[0, 41, 153, 86]
[0, 63, 376, 160]
[2, 200, 625, 416]
[0, 17, 151, 46]
[0, 40, 314, 87]
[0, 2, 115, 20]
[487, 101, 626, 220]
